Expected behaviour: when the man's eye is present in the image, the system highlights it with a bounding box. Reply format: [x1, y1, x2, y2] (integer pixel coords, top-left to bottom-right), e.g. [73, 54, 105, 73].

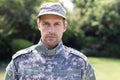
[55, 23, 60, 26]
[43, 23, 49, 27]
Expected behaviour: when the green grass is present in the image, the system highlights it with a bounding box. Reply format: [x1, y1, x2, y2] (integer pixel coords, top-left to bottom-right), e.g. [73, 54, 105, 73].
[88, 57, 120, 80]
[0, 57, 120, 80]
[0, 72, 5, 80]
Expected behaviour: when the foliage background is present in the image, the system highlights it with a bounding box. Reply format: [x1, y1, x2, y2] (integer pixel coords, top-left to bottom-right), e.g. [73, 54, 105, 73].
[65, 0, 120, 57]
[0, 0, 120, 61]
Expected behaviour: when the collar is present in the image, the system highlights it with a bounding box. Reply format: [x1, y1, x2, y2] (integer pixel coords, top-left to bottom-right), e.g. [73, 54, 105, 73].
[34, 41, 68, 58]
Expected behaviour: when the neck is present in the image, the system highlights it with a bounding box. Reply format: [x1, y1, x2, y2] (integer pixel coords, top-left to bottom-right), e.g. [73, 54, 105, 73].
[37, 40, 63, 56]
[40, 40, 60, 49]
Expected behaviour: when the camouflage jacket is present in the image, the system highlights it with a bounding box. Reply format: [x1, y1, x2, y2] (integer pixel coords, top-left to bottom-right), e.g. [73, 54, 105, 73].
[4, 41, 96, 80]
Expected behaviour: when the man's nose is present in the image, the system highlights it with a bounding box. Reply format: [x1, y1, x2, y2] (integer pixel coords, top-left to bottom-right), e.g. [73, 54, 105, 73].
[48, 26, 55, 33]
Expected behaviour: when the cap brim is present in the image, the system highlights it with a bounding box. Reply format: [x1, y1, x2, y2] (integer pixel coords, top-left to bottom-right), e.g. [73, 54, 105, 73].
[37, 12, 66, 19]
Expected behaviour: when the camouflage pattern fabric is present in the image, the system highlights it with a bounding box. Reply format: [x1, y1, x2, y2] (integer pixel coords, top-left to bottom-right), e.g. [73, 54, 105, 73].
[4, 41, 96, 80]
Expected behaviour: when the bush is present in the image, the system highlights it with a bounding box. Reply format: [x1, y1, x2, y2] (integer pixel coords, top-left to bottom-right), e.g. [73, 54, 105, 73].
[11, 39, 33, 53]
[81, 48, 109, 57]
[67, 0, 120, 57]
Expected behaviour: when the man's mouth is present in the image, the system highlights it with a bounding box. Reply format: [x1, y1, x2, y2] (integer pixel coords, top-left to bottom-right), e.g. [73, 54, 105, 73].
[46, 34, 56, 39]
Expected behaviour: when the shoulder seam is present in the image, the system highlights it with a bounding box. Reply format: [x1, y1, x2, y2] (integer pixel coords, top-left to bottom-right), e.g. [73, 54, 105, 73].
[12, 46, 33, 60]
[65, 46, 88, 69]
[65, 46, 88, 61]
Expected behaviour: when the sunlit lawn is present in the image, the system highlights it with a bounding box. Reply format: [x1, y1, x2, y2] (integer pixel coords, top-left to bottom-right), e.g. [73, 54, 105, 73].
[0, 71, 5, 80]
[88, 57, 120, 80]
[0, 57, 120, 80]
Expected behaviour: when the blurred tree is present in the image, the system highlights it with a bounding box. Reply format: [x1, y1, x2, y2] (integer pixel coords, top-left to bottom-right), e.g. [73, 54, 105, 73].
[67, 0, 120, 57]
[0, 0, 56, 61]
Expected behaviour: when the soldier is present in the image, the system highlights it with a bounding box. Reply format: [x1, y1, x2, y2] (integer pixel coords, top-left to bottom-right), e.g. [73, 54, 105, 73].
[4, 2, 96, 80]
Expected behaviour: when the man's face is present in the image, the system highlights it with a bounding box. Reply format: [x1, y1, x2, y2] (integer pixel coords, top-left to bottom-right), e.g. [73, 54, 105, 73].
[37, 14, 67, 49]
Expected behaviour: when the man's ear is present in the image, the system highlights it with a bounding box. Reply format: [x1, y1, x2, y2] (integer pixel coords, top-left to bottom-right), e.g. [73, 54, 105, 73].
[63, 21, 67, 32]
[37, 18, 41, 30]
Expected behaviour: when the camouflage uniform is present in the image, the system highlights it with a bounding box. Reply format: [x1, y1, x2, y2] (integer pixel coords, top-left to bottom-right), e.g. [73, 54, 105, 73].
[4, 41, 96, 80]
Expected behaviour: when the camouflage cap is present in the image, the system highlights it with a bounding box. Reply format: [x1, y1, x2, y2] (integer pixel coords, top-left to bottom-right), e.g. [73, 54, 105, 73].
[38, 2, 66, 19]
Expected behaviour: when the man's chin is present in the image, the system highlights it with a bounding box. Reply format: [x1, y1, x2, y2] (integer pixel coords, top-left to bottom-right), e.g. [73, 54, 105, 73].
[47, 38, 56, 43]
[47, 41, 56, 45]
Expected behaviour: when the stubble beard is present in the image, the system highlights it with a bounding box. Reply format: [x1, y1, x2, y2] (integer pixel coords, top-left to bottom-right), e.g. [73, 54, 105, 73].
[43, 35, 59, 49]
